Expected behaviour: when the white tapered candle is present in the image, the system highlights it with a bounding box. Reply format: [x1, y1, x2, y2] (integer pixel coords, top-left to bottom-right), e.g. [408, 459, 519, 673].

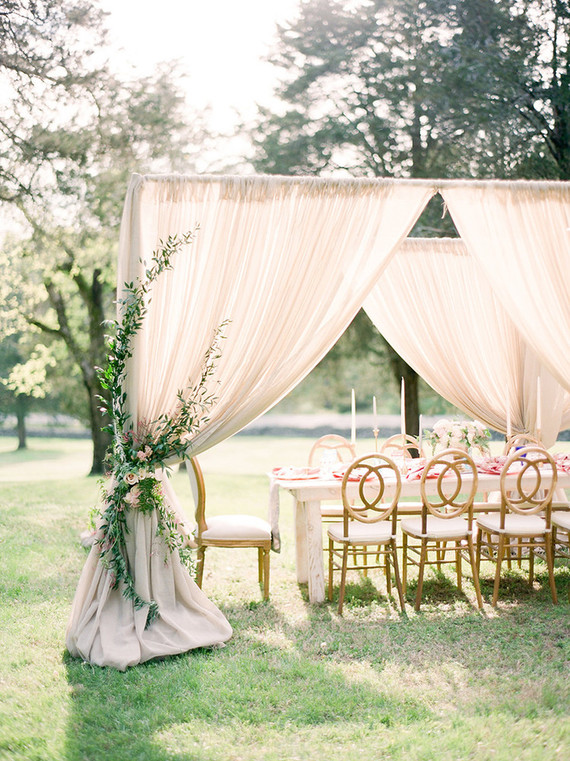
[400, 377, 406, 437]
[373, 396, 377, 428]
[536, 376, 542, 435]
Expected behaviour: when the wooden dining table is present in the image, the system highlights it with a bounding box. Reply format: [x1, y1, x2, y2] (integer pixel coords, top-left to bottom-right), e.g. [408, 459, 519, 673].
[271, 466, 570, 603]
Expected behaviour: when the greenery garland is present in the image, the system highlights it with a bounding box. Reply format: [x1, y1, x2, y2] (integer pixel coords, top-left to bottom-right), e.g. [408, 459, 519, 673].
[95, 230, 226, 627]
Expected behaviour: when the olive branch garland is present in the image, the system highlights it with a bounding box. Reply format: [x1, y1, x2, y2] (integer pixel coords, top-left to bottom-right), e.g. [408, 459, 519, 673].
[95, 230, 227, 627]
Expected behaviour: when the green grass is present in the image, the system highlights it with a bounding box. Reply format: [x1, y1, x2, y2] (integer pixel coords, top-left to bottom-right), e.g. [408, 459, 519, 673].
[0, 435, 569, 761]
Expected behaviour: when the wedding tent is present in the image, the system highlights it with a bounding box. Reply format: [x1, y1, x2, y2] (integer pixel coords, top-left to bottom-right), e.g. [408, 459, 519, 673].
[66, 174, 570, 669]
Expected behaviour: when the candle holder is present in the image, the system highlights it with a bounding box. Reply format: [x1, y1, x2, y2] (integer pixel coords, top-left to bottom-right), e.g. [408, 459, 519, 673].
[373, 427, 379, 452]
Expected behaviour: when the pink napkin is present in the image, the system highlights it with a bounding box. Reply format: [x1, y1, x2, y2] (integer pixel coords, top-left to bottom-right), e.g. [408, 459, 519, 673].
[476, 456, 508, 475]
[272, 466, 321, 480]
[554, 454, 570, 473]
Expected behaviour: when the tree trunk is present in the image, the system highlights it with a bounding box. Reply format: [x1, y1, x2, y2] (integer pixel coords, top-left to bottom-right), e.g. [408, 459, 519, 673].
[16, 395, 27, 450]
[89, 390, 112, 475]
[383, 339, 420, 438]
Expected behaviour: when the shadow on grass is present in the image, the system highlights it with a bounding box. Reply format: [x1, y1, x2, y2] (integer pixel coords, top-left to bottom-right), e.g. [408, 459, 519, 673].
[62, 604, 429, 761]
[60, 562, 570, 761]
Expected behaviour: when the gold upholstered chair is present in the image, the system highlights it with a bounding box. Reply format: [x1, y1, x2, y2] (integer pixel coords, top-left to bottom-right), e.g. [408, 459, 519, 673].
[400, 449, 483, 611]
[476, 446, 558, 606]
[189, 457, 272, 600]
[327, 453, 405, 614]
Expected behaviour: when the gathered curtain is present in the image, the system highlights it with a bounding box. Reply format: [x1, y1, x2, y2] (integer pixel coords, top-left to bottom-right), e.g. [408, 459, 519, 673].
[66, 174, 435, 669]
[440, 181, 570, 393]
[118, 175, 435, 453]
[364, 238, 570, 449]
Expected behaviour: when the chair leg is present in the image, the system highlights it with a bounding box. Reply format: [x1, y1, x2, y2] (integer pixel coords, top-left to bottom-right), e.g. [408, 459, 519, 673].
[467, 535, 483, 609]
[544, 533, 558, 605]
[385, 549, 392, 595]
[196, 547, 206, 587]
[455, 544, 462, 592]
[476, 528, 482, 575]
[492, 535, 506, 606]
[528, 538, 534, 586]
[435, 540, 442, 570]
[258, 547, 263, 583]
[402, 532, 408, 593]
[338, 545, 349, 615]
[262, 548, 270, 601]
[390, 537, 406, 611]
[415, 538, 428, 612]
[328, 538, 334, 602]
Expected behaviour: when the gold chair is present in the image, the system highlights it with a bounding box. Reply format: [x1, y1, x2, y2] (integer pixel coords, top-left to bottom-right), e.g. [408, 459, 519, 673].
[400, 449, 483, 611]
[189, 457, 272, 600]
[476, 446, 558, 606]
[482, 433, 546, 562]
[503, 433, 542, 453]
[381, 433, 425, 462]
[380, 433, 425, 513]
[327, 453, 405, 614]
[308, 434, 356, 521]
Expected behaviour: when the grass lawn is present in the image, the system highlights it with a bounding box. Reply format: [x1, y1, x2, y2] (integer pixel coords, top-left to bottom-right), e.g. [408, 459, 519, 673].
[0, 435, 569, 761]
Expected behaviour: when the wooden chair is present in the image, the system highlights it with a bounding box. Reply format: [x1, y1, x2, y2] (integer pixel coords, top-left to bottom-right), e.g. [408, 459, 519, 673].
[381, 433, 425, 462]
[189, 457, 272, 600]
[503, 433, 542, 454]
[483, 433, 546, 560]
[381, 433, 425, 511]
[308, 434, 356, 521]
[400, 449, 483, 611]
[327, 453, 405, 614]
[476, 446, 558, 606]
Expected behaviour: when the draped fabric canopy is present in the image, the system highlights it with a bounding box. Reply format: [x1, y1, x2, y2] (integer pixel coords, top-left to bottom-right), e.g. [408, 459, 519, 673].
[440, 181, 570, 393]
[364, 238, 570, 449]
[118, 175, 434, 453]
[67, 175, 570, 670]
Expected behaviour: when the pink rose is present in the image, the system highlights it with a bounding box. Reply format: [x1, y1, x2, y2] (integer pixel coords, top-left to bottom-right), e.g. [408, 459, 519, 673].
[125, 472, 139, 486]
[124, 486, 140, 506]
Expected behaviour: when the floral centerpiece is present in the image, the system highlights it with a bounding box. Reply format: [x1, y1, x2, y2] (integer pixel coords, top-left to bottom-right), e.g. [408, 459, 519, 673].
[94, 230, 226, 627]
[424, 418, 491, 455]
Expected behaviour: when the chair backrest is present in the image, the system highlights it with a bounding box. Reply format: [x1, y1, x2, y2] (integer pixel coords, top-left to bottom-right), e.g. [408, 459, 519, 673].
[308, 434, 356, 467]
[503, 433, 542, 455]
[500, 445, 557, 516]
[420, 448, 479, 520]
[341, 453, 401, 528]
[188, 457, 207, 538]
[381, 433, 425, 460]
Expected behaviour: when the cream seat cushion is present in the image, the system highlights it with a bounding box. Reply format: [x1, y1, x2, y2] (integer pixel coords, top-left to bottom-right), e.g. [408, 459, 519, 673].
[400, 516, 469, 540]
[200, 515, 271, 542]
[552, 511, 570, 531]
[476, 513, 546, 537]
[327, 521, 392, 545]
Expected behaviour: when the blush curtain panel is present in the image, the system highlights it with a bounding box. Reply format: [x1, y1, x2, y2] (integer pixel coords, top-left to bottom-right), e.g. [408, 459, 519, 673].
[440, 181, 570, 394]
[364, 238, 570, 449]
[66, 174, 435, 670]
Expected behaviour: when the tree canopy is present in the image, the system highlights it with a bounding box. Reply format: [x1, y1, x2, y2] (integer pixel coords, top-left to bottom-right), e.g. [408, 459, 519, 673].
[0, 2, 213, 473]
